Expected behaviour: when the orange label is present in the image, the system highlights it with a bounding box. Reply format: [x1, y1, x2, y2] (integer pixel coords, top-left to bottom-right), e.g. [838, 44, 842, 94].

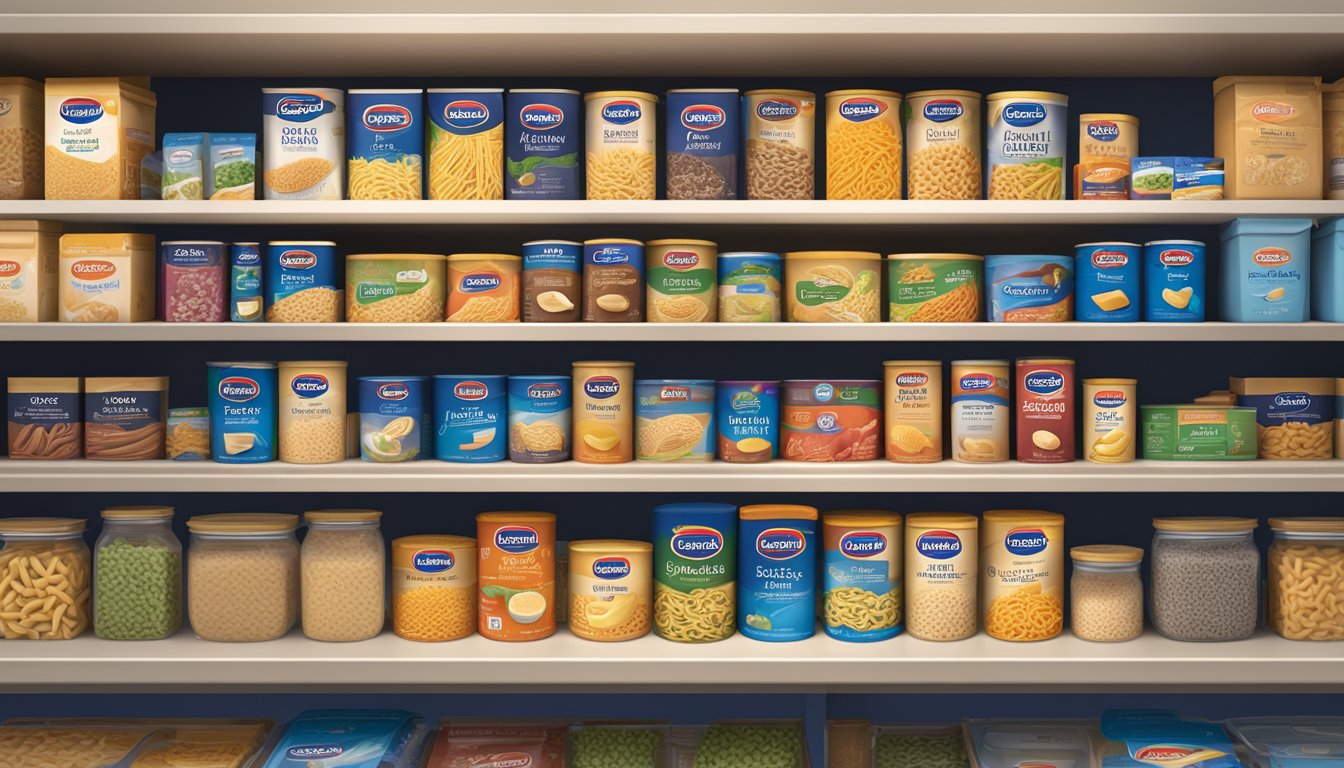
[476, 514, 556, 642]
[447, 257, 520, 321]
[1252, 247, 1292, 266]
[884, 363, 942, 463]
[70, 259, 116, 280]
[0, 260, 20, 278]
[1251, 100, 1297, 123]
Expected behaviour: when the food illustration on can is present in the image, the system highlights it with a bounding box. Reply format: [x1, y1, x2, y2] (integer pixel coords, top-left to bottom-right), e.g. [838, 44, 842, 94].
[781, 380, 881, 462]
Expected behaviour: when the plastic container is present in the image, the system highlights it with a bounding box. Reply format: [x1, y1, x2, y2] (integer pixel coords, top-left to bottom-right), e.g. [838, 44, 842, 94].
[301, 509, 386, 642]
[94, 506, 182, 640]
[1219, 217, 1313, 322]
[186, 513, 300, 642]
[1313, 217, 1344, 322]
[1150, 516, 1259, 642]
[0, 517, 90, 639]
[1069, 544, 1143, 642]
[1228, 717, 1344, 768]
[1268, 517, 1344, 641]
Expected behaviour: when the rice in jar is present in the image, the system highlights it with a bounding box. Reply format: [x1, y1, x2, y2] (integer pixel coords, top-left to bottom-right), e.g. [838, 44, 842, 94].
[1070, 544, 1143, 642]
[301, 509, 385, 642]
[187, 513, 299, 642]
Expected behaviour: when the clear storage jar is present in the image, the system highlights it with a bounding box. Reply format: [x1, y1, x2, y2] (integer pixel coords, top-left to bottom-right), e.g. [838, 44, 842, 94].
[1150, 517, 1259, 642]
[1070, 544, 1144, 642]
[187, 513, 299, 642]
[1268, 517, 1344, 641]
[301, 508, 385, 642]
[94, 506, 182, 640]
[0, 517, 90, 640]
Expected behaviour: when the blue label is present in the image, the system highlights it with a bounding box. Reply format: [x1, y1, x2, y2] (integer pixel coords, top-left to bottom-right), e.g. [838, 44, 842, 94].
[495, 525, 539, 554]
[756, 99, 799, 121]
[162, 242, 224, 268]
[291, 374, 329, 398]
[522, 242, 581, 272]
[218, 376, 260, 403]
[1005, 528, 1049, 556]
[1002, 102, 1047, 127]
[265, 92, 336, 123]
[348, 91, 422, 166]
[667, 90, 739, 177]
[459, 273, 501, 293]
[430, 90, 503, 137]
[600, 100, 642, 125]
[670, 526, 724, 560]
[1144, 241, 1206, 322]
[716, 382, 779, 459]
[923, 98, 965, 123]
[208, 364, 277, 463]
[986, 255, 1074, 321]
[739, 516, 816, 642]
[959, 375, 994, 392]
[231, 244, 260, 267]
[59, 97, 103, 124]
[506, 91, 580, 199]
[839, 531, 887, 557]
[507, 375, 571, 463]
[916, 530, 963, 559]
[1239, 389, 1334, 429]
[434, 375, 506, 462]
[265, 243, 338, 307]
[1075, 243, 1140, 322]
[287, 746, 343, 760]
[813, 383, 834, 402]
[583, 376, 620, 399]
[838, 97, 886, 122]
[1023, 370, 1065, 396]
[1087, 120, 1120, 142]
[414, 550, 454, 573]
[825, 523, 900, 642]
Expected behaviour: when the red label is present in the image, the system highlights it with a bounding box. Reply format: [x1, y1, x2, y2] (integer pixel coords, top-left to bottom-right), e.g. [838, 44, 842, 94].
[70, 260, 116, 280]
[1252, 247, 1292, 266]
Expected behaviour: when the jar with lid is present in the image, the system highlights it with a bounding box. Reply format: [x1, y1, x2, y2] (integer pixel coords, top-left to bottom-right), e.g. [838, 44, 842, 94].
[1268, 517, 1344, 641]
[1150, 517, 1259, 642]
[0, 517, 90, 640]
[301, 509, 385, 642]
[1070, 544, 1144, 642]
[94, 506, 182, 640]
[186, 513, 299, 642]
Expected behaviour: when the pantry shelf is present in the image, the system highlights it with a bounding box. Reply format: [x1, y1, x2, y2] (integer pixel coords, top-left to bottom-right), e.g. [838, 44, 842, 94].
[2, 459, 1339, 493]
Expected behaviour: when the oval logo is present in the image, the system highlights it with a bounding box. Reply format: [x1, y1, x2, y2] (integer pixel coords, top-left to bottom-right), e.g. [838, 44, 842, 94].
[1091, 250, 1129, 268]
[291, 374, 329, 398]
[1086, 121, 1120, 142]
[731, 391, 760, 412]
[454, 381, 489, 401]
[590, 247, 630, 265]
[1002, 102, 1047, 127]
[923, 99, 964, 122]
[756, 98, 800, 121]
[756, 527, 806, 560]
[813, 383, 835, 402]
[363, 103, 413, 131]
[663, 250, 699, 269]
[233, 250, 260, 266]
[840, 531, 887, 558]
[413, 549, 454, 573]
[681, 104, 726, 132]
[1134, 746, 1197, 762]
[520, 103, 564, 131]
[601, 100, 642, 125]
[495, 525, 539, 554]
[477, 754, 533, 768]
[1160, 249, 1194, 267]
[1093, 390, 1127, 408]
[276, 93, 329, 122]
[217, 376, 260, 403]
[444, 100, 490, 130]
[660, 386, 690, 402]
[70, 260, 116, 280]
[461, 272, 502, 293]
[527, 382, 563, 400]
[593, 556, 631, 579]
[671, 526, 723, 560]
[584, 375, 620, 399]
[1005, 527, 1049, 556]
[168, 149, 195, 164]
[1274, 392, 1311, 411]
[896, 372, 929, 388]
[1253, 247, 1292, 266]
[59, 96, 104, 124]
[959, 374, 994, 392]
[1023, 370, 1065, 396]
[1251, 100, 1297, 123]
[279, 250, 316, 269]
[377, 382, 409, 401]
[916, 530, 962, 559]
[0, 260, 20, 278]
[839, 97, 886, 122]
[287, 745, 343, 760]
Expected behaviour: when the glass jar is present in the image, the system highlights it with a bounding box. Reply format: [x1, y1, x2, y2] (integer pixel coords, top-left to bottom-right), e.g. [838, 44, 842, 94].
[0, 517, 90, 640]
[186, 513, 299, 642]
[94, 506, 182, 640]
[1150, 517, 1259, 642]
[301, 509, 385, 642]
[1070, 544, 1144, 642]
[1268, 517, 1344, 641]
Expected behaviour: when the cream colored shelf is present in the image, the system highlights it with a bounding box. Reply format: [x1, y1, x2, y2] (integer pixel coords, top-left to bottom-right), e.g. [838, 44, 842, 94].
[1, 459, 1340, 493]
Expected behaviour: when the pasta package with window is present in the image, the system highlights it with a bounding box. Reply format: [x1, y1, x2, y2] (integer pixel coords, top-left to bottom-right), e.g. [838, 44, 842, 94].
[0, 219, 60, 323]
[346, 253, 446, 323]
[446, 253, 520, 322]
[745, 89, 816, 200]
[666, 88, 739, 199]
[428, 88, 503, 200]
[586, 91, 656, 200]
[1268, 517, 1344, 641]
[905, 89, 982, 200]
[785, 251, 880, 323]
[1232, 377, 1335, 460]
[980, 509, 1064, 642]
[347, 88, 423, 200]
[822, 511, 902, 642]
[986, 90, 1067, 200]
[826, 89, 902, 200]
[1214, 76, 1323, 199]
[262, 87, 343, 200]
[0, 77, 43, 200]
[887, 253, 982, 322]
[45, 77, 156, 200]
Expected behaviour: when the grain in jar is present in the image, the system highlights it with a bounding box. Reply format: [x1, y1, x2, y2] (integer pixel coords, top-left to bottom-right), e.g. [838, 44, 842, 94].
[0, 517, 90, 639]
[981, 509, 1064, 642]
[278, 360, 347, 464]
[301, 509, 385, 642]
[392, 534, 476, 642]
[568, 539, 653, 642]
[186, 513, 299, 642]
[1150, 517, 1259, 642]
[904, 512, 977, 641]
[745, 89, 816, 200]
[1069, 544, 1143, 643]
[94, 506, 181, 641]
[1268, 517, 1344, 641]
[477, 511, 557, 641]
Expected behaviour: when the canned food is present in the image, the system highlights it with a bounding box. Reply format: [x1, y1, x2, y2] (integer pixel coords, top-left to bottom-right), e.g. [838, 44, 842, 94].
[715, 380, 780, 463]
[653, 502, 737, 643]
[781, 379, 881, 462]
[905, 513, 978, 641]
[646, 239, 717, 323]
[883, 360, 942, 463]
[585, 91, 657, 200]
[522, 240, 581, 322]
[207, 363, 276, 463]
[822, 510, 902, 642]
[1083, 378, 1137, 463]
[738, 504, 818, 642]
[358, 376, 428, 462]
[1074, 242, 1140, 322]
[264, 241, 341, 323]
[477, 511, 557, 642]
[981, 510, 1065, 641]
[636, 379, 714, 462]
[718, 251, 782, 322]
[568, 539, 653, 642]
[433, 375, 506, 462]
[665, 88, 739, 200]
[572, 361, 634, 464]
[1015, 357, 1075, 464]
[950, 360, 1010, 463]
[446, 253, 520, 323]
[508, 375, 571, 464]
[745, 89, 816, 200]
[505, 89, 581, 200]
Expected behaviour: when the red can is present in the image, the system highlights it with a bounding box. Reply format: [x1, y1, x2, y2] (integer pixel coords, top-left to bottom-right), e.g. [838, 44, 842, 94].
[1015, 357, 1075, 463]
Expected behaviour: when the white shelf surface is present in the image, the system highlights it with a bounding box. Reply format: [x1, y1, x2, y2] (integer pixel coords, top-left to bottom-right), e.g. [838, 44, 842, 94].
[1, 629, 1340, 692]
[3, 459, 1340, 493]
[2, 200, 1342, 226]
[5, 320, 1344, 343]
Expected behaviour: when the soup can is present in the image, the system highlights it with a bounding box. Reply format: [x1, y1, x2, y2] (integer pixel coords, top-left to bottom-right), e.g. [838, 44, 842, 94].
[358, 376, 428, 462]
[433, 375, 507, 462]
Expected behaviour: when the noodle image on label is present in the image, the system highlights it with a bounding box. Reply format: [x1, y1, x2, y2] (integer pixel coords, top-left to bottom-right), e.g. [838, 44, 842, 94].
[391, 534, 476, 642]
[904, 89, 982, 200]
[985, 254, 1074, 322]
[785, 251, 880, 323]
[508, 375, 571, 464]
[635, 379, 714, 462]
[567, 540, 653, 642]
[645, 238, 716, 323]
[278, 360, 347, 465]
[986, 90, 1067, 200]
[572, 360, 634, 464]
[823, 511, 902, 642]
[262, 87, 343, 200]
[428, 88, 503, 201]
[887, 253, 983, 322]
[359, 376, 428, 463]
[738, 504, 818, 642]
[981, 509, 1064, 642]
[781, 379, 881, 462]
[718, 251, 781, 322]
[745, 89, 816, 200]
[446, 253, 520, 322]
[585, 91, 657, 200]
[347, 89, 423, 200]
[345, 253, 447, 323]
[826, 89, 902, 200]
[653, 502, 737, 643]
[666, 88, 738, 200]
[950, 359, 1010, 463]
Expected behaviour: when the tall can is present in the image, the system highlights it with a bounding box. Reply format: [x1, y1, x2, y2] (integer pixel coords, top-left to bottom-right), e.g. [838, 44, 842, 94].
[207, 361, 276, 463]
[653, 502, 737, 643]
[1015, 357, 1075, 464]
[264, 240, 341, 323]
[505, 89, 581, 200]
[583, 238, 644, 322]
[883, 360, 942, 463]
[427, 88, 504, 200]
[716, 380, 780, 463]
[665, 88, 739, 200]
[277, 360, 347, 465]
[572, 361, 634, 464]
[738, 504, 818, 642]
[159, 240, 226, 322]
[905, 513, 979, 641]
[262, 87, 344, 200]
[646, 239, 717, 323]
[585, 90, 657, 200]
[981, 509, 1065, 641]
[522, 240, 581, 322]
[1144, 239, 1206, 322]
[433, 375, 507, 462]
[950, 359, 1010, 463]
[825, 89, 903, 200]
[822, 510, 903, 642]
[346, 88, 423, 200]
[718, 251, 782, 322]
[358, 376, 428, 462]
[476, 511, 557, 642]
[986, 90, 1068, 200]
[229, 242, 262, 322]
[1074, 242, 1141, 322]
[745, 89, 816, 200]
[1083, 378, 1137, 463]
[508, 375, 571, 464]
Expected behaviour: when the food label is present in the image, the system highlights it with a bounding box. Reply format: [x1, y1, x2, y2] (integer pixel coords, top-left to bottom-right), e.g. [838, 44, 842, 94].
[1074, 243, 1140, 322]
[887, 256, 982, 322]
[262, 88, 344, 200]
[981, 514, 1064, 642]
[823, 520, 901, 642]
[522, 241, 581, 322]
[572, 364, 634, 464]
[583, 242, 644, 322]
[1143, 241, 1206, 321]
[905, 520, 977, 641]
[506, 90, 580, 199]
[904, 91, 982, 200]
[715, 381, 779, 463]
[208, 364, 276, 463]
[646, 244, 716, 323]
[1083, 380, 1137, 463]
[745, 90, 816, 200]
[1141, 405, 1258, 460]
[434, 375, 506, 462]
[586, 93, 656, 200]
[1015, 359, 1075, 464]
[85, 384, 164, 460]
[568, 545, 652, 641]
[7, 386, 81, 460]
[884, 363, 942, 463]
[1078, 115, 1138, 199]
[264, 242, 339, 321]
[230, 243, 262, 322]
[781, 380, 880, 461]
[477, 515, 556, 641]
[738, 517, 816, 642]
[718, 252, 781, 322]
[635, 380, 714, 462]
[950, 362, 1010, 462]
[985, 254, 1074, 322]
[653, 504, 737, 643]
[986, 93, 1067, 200]
[507, 376, 571, 464]
[358, 377, 427, 462]
[666, 90, 739, 200]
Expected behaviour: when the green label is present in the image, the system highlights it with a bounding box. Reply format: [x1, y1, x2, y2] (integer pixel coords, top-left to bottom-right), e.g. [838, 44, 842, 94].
[795, 281, 851, 307]
[888, 259, 983, 320]
[723, 262, 781, 287]
[648, 266, 714, 295]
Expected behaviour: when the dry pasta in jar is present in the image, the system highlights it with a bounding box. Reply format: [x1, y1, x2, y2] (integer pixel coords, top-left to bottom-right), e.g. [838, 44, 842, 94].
[1150, 516, 1259, 642]
[0, 517, 90, 640]
[745, 89, 816, 200]
[1268, 517, 1344, 641]
[585, 91, 657, 200]
[980, 509, 1064, 642]
[986, 91, 1068, 200]
[278, 360, 347, 464]
[301, 509, 385, 642]
[822, 510, 902, 642]
[904, 512, 977, 641]
[905, 89, 982, 200]
[1069, 544, 1143, 643]
[186, 513, 299, 642]
[826, 89, 902, 200]
[392, 534, 476, 642]
[568, 539, 653, 642]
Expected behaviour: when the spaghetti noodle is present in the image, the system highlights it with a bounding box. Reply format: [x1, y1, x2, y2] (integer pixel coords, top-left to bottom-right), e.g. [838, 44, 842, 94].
[428, 89, 505, 200]
[825, 89, 902, 200]
[348, 156, 423, 201]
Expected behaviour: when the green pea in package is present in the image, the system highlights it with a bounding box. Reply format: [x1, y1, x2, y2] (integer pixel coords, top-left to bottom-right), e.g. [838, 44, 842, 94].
[571, 723, 667, 768]
[208, 133, 257, 200]
[427, 722, 566, 768]
[692, 722, 805, 768]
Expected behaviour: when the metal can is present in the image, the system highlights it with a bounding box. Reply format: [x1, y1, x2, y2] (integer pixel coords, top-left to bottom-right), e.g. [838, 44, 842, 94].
[508, 375, 571, 464]
[635, 379, 715, 462]
[950, 360, 1010, 463]
[718, 251, 782, 322]
[433, 375, 506, 462]
[262, 87, 344, 200]
[572, 361, 634, 464]
[646, 239, 717, 323]
[358, 376, 428, 463]
[1074, 242, 1140, 322]
[653, 502, 737, 643]
[206, 361, 276, 463]
[229, 242, 262, 322]
[391, 534, 477, 642]
[264, 240, 340, 323]
[715, 380, 780, 463]
[1015, 357, 1075, 464]
[505, 89, 581, 200]
[1083, 378, 1138, 463]
[825, 89, 903, 200]
[822, 510, 902, 642]
[883, 360, 942, 463]
[278, 360, 347, 465]
[665, 88, 739, 200]
[984, 254, 1074, 322]
[522, 240, 582, 322]
[477, 511, 557, 642]
[986, 90, 1068, 200]
[427, 88, 504, 201]
[738, 504, 818, 642]
[567, 540, 653, 642]
[585, 90, 657, 200]
[745, 89, 817, 200]
[905, 513, 978, 642]
[981, 510, 1065, 641]
[346, 88, 423, 200]
[1144, 239, 1206, 322]
[159, 240, 226, 322]
[583, 238, 644, 322]
[781, 379, 881, 462]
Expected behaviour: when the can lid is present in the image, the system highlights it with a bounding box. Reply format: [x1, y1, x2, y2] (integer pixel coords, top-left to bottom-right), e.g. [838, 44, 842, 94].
[161, 240, 226, 246]
[523, 240, 582, 247]
[1080, 113, 1139, 125]
[393, 534, 476, 550]
[784, 251, 881, 261]
[1152, 516, 1258, 533]
[1084, 378, 1138, 386]
[740, 504, 818, 521]
[186, 513, 299, 534]
[951, 359, 1010, 367]
[101, 506, 174, 520]
[746, 89, 816, 99]
[348, 88, 424, 94]
[447, 253, 521, 262]
[267, 241, 337, 247]
[906, 512, 978, 530]
[305, 509, 383, 524]
[653, 502, 737, 517]
[568, 539, 653, 554]
[573, 361, 635, 368]
[507, 88, 580, 95]
[907, 89, 982, 100]
[208, 361, 277, 369]
[826, 89, 901, 99]
[1269, 517, 1344, 533]
[983, 509, 1065, 525]
[824, 510, 901, 527]
[887, 253, 982, 261]
[646, 239, 718, 248]
[667, 88, 739, 94]
[585, 90, 658, 102]
[1143, 240, 1206, 247]
[584, 238, 644, 246]
[1071, 544, 1143, 563]
[0, 517, 87, 535]
[280, 360, 348, 369]
[477, 511, 556, 524]
[987, 90, 1069, 104]
[428, 88, 503, 94]
[1075, 242, 1141, 248]
[1016, 357, 1075, 366]
[347, 253, 446, 261]
[884, 360, 942, 367]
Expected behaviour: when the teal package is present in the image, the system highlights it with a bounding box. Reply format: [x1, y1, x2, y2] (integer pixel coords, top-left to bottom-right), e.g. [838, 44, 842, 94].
[1219, 217, 1312, 323]
[263, 709, 430, 768]
[738, 509, 817, 642]
[207, 361, 277, 463]
[229, 243, 262, 322]
[1100, 710, 1244, 767]
[433, 375, 506, 462]
[1312, 217, 1344, 322]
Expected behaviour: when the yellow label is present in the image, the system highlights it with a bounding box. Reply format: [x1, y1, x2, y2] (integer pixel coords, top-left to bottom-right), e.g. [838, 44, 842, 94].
[572, 362, 634, 463]
[1083, 379, 1136, 463]
[980, 511, 1065, 642]
[884, 361, 942, 463]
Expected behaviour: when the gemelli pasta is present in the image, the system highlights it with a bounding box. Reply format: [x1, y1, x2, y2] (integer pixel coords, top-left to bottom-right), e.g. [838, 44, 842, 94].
[826, 89, 902, 200]
[745, 89, 816, 200]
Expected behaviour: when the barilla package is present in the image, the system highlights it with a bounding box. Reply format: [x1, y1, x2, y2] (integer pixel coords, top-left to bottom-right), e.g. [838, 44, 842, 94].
[263, 710, 431, 768]
[1100, 710, 1244, 767]
[1131, 156, 1225, 200]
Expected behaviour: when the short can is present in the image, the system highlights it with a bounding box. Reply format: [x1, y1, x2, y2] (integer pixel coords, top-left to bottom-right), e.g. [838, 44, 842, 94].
[506, 89, 581, 200]
[646, 238, 717, 323]
[716, 380, 780, 463]
[433, 374, 507, 462]
[781, 379, 881, 462]
[568, 539, 653, 642]
[887, 253, 983, 322]
[718, 251, 782, 322]
[1074, 242, 1140, 322]
[278, 360, 347, 464]
[904, 89, 982, 200]
[1219, 217, 1313, 322]
[477, 511, 557, 641]
[346, 88, 424, 200]
[653, 502, 738, 643]
[585, 90, 657, 200]
[738, 504, 819, 642]
[346, 253, 447, 323]
[745, 89, 817, 200]
[665, 88, 739, 200]
[583, 238, 644, 322]
[160, 240, 226, 322]
[635, 379, 715, 462]
[1078, 113, 1139, 200]
[1083, 378, 1137, 463]
[1144, 240, 1206, 322]
[950, 359, 1010, 463]
[358, 376, 428, 462]
[522, 240, 582, 322]
[166, 407, 209, 461]
[981, 509, 1066, 641]
[427, 88, 504, 200]
[784, 251, 881, 323]
[985, 254, 1074, 322]
[986, 90, 1068, 200]
[1015, 357, 1075, 464]
[905, 512, 978, 641]
[391, 534, 477, 642]
[822, 510, 902, 642]
[825, 89, 903, 200]
[508, 375, 571, 464]
[207, 362, 276, 463]
[446, 253, 520, 322]
[229, 242, 262, 322]
[262, 87, 344, 200]
[572, 361, 634, 464]
[883, 360, 942, 463]
[264, 241, 341, 323]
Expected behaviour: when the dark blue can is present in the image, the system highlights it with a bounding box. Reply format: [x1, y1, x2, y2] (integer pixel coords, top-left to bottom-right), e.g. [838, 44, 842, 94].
[666, 89, 739, 200]
[230, 242, 262, 322]
[506, 89, 581, 200]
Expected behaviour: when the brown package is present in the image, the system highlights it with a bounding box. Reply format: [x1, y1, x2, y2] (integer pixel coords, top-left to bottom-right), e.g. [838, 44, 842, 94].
[7, 377, 81, 460]
[84, 376, 167, 460]
[1214, 76, 1324, 199]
